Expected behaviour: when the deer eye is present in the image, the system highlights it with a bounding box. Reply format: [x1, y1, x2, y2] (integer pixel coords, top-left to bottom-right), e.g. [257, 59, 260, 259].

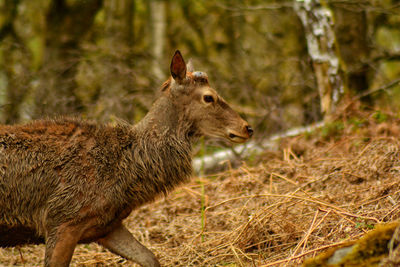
[203, 95, 214, 103]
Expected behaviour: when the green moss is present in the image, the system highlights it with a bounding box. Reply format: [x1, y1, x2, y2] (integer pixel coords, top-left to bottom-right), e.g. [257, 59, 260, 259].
[344, 222, 398, 265]
[303, 222, 400, 267]
[376, 27, 400, 53]
[355, 220, 375, 230]
[27, 36, 44, 71]
[302, 241, 354, 267]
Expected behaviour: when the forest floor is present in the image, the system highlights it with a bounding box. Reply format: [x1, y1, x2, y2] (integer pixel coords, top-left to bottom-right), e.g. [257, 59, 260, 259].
[1, 108, 400, 266]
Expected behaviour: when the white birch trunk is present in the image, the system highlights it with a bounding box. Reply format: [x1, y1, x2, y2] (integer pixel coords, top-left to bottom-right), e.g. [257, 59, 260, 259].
[294, 0, 343, 120]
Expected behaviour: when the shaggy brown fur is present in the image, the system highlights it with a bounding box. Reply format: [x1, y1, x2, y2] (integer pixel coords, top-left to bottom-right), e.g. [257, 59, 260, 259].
[0, 51, 252, 267]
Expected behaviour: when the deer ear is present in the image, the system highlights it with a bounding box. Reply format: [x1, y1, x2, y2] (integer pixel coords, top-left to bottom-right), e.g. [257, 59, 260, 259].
[170, 50, 186, 82]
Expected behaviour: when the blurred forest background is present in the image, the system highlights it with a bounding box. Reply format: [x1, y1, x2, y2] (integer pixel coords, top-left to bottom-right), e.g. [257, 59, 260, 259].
[1, 0, 400, 141]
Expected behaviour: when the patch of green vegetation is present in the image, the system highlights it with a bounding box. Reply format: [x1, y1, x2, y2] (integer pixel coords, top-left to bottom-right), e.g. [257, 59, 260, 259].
[363, 137, 371, 142]
[355, 220, 375, 230]
[303, 130, 315, 140]
[349, 117, 366, 131]
[320, 121, 345, 140]
[372, 110, 388, 123]
[246, 149, 261, 166]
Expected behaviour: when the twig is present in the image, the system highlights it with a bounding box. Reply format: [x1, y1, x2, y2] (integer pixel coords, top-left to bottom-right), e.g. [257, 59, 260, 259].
[18, 247, 25, 265]
[338, 78, 400, 116]
[292, 209, 320, 257]
[382, 203, 400, 221]
[216, 2, 294, 12]
[286, 209, 332, 266]
[360, 78, 400, 99]
[205, 193, 344, 212]
[303, 210, 331, 253]
[270, 172, 298, 185]
[338, 210, 380, 224]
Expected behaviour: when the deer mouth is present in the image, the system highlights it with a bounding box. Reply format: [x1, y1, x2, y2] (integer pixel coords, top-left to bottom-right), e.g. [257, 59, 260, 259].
[228, 132, 249, 143]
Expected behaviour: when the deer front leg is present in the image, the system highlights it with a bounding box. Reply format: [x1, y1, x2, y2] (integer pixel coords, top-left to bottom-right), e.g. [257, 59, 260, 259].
[97, 223, 160, 267]
[45, 223, 82, 267]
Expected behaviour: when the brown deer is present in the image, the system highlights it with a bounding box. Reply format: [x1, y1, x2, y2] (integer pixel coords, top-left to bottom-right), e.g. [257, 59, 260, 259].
[0, 50, 252, 267]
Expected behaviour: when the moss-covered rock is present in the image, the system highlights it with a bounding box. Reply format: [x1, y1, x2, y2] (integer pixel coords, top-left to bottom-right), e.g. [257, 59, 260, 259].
[303, 222, 400, 267]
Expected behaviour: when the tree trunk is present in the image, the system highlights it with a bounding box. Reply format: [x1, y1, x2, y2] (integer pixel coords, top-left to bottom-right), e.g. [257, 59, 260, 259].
[333, 3, 370, 96]
[150, 0, 166, 83]
[0, 0, 29, 124]
[34, 0, 102, 118]
[91, 0, 135, 122]
[104, 0, 134, 48]
[2, 42, 31, 124]
[295, 0, 345, 121]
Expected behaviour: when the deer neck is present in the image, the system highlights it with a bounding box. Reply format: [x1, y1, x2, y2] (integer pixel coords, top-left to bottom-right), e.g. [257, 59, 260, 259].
[134, 96, 193, 142]
[122, 96, 193, 207]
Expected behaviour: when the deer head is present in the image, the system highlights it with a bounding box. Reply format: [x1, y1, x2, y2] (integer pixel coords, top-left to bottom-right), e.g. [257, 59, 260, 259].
[163, 50, 253, 143]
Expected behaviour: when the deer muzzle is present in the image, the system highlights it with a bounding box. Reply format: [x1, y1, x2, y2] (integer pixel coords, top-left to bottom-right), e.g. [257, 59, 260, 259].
[227, 124, 253, 143]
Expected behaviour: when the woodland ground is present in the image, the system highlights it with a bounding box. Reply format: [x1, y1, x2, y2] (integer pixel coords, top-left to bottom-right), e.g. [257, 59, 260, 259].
[1, 108, 400, 266]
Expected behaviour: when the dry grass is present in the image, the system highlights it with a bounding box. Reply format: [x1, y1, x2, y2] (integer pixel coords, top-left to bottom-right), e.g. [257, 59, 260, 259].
[2, 110, 400, 266]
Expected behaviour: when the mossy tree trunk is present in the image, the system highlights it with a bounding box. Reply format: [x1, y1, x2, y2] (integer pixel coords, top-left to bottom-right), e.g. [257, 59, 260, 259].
[333, 2, 370, 97]
[104, 0, 134, 48]
[34, 0, 102, 118]
[150, 0, 166, 84]
[90, 0, 136, 122]
[2, 41, 31, 124]
[0, 0, 33, 124]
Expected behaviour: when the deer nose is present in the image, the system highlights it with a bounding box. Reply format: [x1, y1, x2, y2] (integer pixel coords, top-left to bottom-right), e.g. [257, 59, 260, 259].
[246, 125, 253, 137]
